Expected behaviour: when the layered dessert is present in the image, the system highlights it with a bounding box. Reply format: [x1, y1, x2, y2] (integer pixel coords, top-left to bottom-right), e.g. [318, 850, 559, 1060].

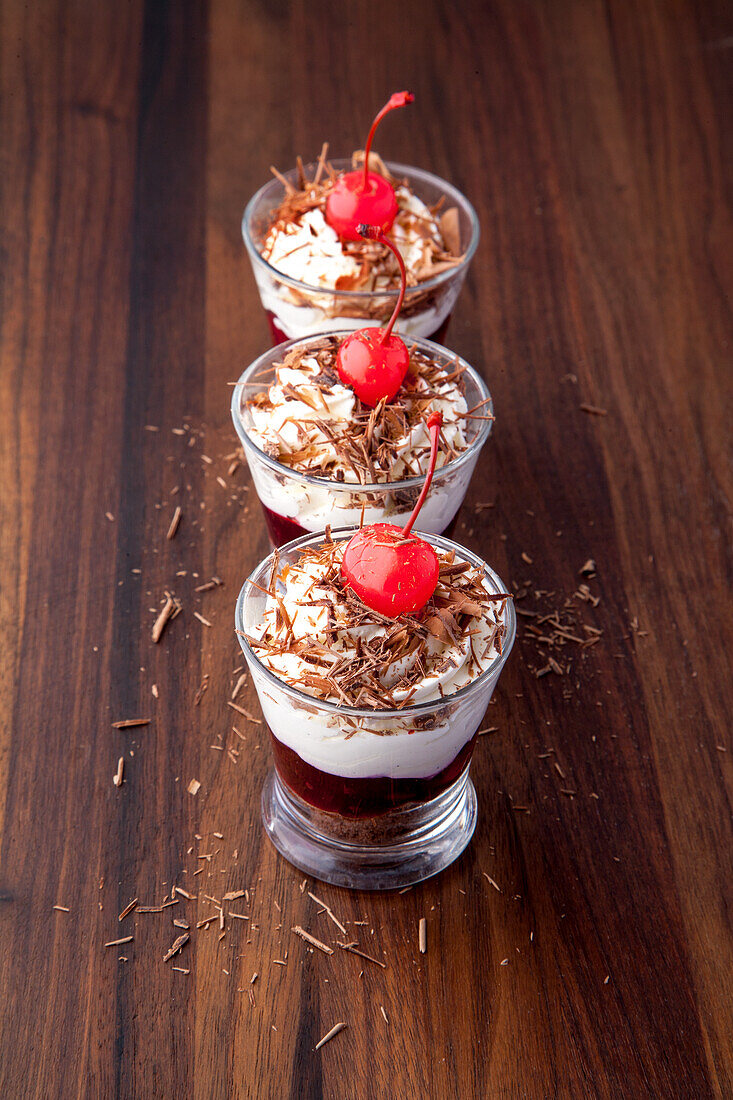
[238, 529, 513, 825]
[242, 93, 479, 344]
[232, 333, 493, 546]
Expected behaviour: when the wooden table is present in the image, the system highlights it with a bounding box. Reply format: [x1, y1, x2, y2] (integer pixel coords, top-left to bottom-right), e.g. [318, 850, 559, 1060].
[1, 1, 731, 1096]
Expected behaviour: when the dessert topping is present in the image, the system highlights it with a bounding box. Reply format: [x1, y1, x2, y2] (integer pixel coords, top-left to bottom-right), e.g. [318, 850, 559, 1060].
[262, 152, 462, 296]
[244, 516, 511, 710]
[244, 335, 475, 483]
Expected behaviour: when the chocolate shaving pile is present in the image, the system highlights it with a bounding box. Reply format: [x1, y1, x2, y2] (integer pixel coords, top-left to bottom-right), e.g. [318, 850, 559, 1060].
[245, 334, 479, 483]
[244, 533, 511, 710]
[262, 146, 464, 292]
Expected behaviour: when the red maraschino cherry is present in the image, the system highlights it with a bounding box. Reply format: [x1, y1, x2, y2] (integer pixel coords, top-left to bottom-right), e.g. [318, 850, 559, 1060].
[341, 411, 444, 618]
[325, 91, 414, 241]
[336, 225, 409, 407]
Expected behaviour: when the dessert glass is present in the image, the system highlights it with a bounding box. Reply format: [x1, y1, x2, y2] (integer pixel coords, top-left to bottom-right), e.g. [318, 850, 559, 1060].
[231, 333, 493, 547]
[235, 528, 515, 890]
[242, 160, 480, 346]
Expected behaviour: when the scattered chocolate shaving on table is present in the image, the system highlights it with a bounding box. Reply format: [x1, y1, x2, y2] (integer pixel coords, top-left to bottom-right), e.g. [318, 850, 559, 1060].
[152, 592, 182, 643]
[163, 933, 190, 963]
[291, 925, 333, 956]
[419, 918, 427, 954]
[136, 900, 179, 914]
[514, 566, 604, 685]
[230, 673, 247, 701]
[195, 576, 223, 593]
[308, 891, 347, 936]
[112, 718, 150, 729]
[193, 675, 210, 706]
[227, 701, 261, 723]
[336, 943, 387, 969]
[166, 506, 182, 540]
[315, 1022, 347, 1051]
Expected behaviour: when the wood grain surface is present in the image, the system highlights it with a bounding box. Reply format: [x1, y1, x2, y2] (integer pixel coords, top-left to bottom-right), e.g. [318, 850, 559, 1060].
[1, 0, 732, 1097]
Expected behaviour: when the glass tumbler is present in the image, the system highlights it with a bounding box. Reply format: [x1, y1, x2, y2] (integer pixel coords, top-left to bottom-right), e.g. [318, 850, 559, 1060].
[242, 159, 480, 346]
[235, 528, 515, 890]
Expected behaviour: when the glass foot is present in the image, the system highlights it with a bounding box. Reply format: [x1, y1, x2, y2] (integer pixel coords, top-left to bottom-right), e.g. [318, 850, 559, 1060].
[261, 767, 477, 890]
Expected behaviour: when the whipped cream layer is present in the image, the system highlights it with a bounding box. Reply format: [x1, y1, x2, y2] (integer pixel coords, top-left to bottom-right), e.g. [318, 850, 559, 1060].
[244, 538, 510, 779]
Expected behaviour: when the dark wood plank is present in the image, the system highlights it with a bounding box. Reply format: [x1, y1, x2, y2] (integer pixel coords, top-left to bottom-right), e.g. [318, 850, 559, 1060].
[0, 2, 144, 1097]
[1, 0, 731, 1097]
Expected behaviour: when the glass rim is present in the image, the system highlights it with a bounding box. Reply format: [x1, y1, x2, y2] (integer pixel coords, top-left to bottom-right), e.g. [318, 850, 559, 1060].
[242, 158, 481, 299]
[235, 526, 516, 720]
[230, 332, 494, 493]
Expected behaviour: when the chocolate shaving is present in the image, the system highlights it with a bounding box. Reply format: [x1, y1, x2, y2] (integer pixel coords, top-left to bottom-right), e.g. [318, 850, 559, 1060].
[439, 207, 461, 257]
[261, 150, 462, 295]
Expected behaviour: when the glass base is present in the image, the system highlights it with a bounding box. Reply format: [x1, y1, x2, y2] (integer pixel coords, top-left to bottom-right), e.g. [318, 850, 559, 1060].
[261, 767, 477, 890]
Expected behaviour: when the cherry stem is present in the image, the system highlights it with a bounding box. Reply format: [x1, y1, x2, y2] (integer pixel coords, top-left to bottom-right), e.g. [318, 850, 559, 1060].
[361, 91, 415, 193]
[402, 412, 443, 539]
[357, 225, 406, 344]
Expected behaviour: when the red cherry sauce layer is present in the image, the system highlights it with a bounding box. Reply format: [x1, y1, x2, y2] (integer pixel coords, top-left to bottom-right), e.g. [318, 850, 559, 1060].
[270, 730, 477, 818]
[264, 310, 452, 349]
[259, 504, 311, 548]
[259, 501, 462, 549]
